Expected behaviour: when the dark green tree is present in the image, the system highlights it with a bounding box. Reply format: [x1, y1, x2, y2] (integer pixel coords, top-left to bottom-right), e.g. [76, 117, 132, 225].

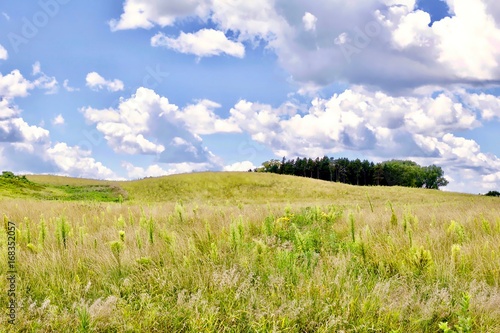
[421, 165, 448, 189]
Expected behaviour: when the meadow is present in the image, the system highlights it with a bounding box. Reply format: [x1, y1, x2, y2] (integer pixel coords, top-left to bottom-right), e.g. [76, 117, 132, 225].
[1, 172, 499, 332]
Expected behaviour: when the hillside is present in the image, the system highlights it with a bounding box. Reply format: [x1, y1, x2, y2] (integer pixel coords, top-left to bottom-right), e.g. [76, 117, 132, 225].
[1, 173, 124, 201]
[117, 171, 476, 206]
[14, 171, 484, 206]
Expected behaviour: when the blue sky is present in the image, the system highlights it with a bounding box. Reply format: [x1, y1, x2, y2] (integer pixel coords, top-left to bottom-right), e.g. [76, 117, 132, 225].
[1, 0, 500, 193]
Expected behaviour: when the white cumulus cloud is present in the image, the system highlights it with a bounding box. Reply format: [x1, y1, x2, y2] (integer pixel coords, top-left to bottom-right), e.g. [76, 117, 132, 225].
[52, 114, 65, 125]
[122, 161, 211, 179]
[109, 0, 211, 31]
[0, 70, 35, 100]
[81, 87, 228, 165]
[86, 72, 124, 92]
[302, 12, 317, 32]
[223, 161, 256, 171]
[112, 0, 500, 92]
[151, 29, 245, 58]
[31, 62, 58, 95]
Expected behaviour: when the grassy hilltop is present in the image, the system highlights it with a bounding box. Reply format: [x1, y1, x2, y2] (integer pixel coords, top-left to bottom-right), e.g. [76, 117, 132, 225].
[1, 172, 499, 332]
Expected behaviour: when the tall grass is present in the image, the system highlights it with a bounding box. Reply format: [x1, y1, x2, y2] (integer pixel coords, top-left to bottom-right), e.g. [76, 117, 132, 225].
[0, 173, 499, 331]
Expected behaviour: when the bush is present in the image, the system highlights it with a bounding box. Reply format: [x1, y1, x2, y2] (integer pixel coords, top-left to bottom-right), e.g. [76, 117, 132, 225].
[1, 171, 15, 178]
[485, 191, 500, 197]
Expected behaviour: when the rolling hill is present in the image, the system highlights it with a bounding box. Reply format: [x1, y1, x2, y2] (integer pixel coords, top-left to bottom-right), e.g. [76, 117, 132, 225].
[13, 171, 484, 206]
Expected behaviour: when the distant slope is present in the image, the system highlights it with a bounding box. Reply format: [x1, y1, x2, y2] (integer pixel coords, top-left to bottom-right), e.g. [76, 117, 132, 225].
[117, 172, 474, 205]
[26, 175, 112, 186]
[1, 174, 125, 201]
[5, 171, 487, 206]
[0, 173, 46, 198]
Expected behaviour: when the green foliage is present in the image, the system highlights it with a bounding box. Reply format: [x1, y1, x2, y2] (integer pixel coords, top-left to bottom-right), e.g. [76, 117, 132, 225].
[409, 246, 433, 275]
[388, 201, 398, 227]
[447, 220, 467, 244]
[1, 171, 32, 183]
[3, 214, 8, 232]
[58, 216, 70, 249]
[0, 170, 44, 196]
[439, 293, 473, 333]
[110, 241, 123, 266]
[366, 193, 374, 212]
[26, 243, 38, 254]
[39, 215, 47, 245]
[77, 306, 92, 332]
[258, 157, 449, 189]
[485, 190, 500, 197]
[0, 171, 126, 201]
[349, 212, 356, 242]
[148, 217, 154, 244]
[422, 164, 449, 189]
[175, 201, 184, 223]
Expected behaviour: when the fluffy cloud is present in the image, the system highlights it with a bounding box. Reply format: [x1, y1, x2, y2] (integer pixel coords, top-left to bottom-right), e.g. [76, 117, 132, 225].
[302, 12, 318, 32]
[223, 161, 256, 171]
[32, 62, 59, 95]
[429, 0, 500, 80]
[0, 117, 49, 144]
[81, 88, 169, 155]
[484, 171, 500, 184]
[0, 138, 118, 180]
[63, 79, 79, 92]
[0, 99, 20, 120]
[46, 143, 116, 179]
[0, 76, 116, 179]
[0, 96, 49, 145]
[0, 70, 34, 100]
[462, 92, 500, 121]
[151, 29, 245, 58]
[109, 0, 211, 31]
[225, 88, 479, 158]
[0, 44, 8, 60]
[86, 72, 124, 92]
[177, 99, 240, 135]
[52, 114, 65, 125]
[414, 133, 500, 171]
[211, 0, 288, 44]
[0, 65, 59, 99]
[122, 161, 211, 179]
[112, 0, 500, 92]
[81, 87, 228, 164]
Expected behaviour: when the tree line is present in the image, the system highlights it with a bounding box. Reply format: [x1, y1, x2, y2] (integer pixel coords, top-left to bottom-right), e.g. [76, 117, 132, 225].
[253, 156, 449, 190]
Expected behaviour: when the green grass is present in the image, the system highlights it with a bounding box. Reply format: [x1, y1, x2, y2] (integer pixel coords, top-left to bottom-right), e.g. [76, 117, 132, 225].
[1, 175, 125, 202]
[0, 172, 499, 332]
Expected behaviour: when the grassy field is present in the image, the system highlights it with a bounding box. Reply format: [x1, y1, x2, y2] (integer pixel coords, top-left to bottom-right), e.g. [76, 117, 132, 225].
[0, 174, 124, 202]
[1, 172, 500, 332]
